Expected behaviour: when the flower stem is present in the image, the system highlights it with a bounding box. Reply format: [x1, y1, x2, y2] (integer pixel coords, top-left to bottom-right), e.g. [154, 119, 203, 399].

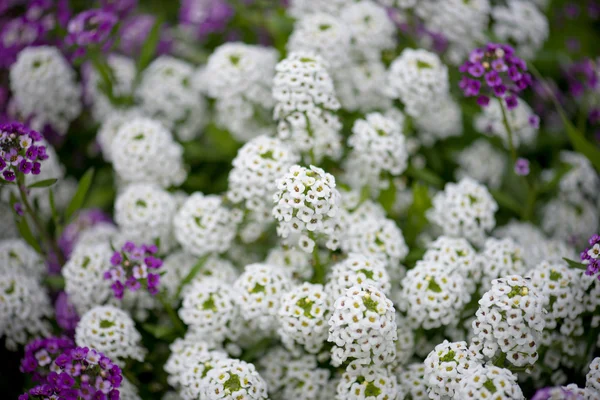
[498, 100, 517, 164]
[493, 352, 507, 368]
[156, 291, 186, 335]
[309, 234, 325, 284]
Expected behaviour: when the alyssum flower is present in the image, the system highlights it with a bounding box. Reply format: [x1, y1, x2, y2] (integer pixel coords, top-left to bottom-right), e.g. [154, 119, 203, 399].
[0, 122, 48, 182]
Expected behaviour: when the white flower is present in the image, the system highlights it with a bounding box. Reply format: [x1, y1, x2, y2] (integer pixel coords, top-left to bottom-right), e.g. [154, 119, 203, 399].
[424, 340, 481, 400]
[413, 95, 463, 147]
[336, 362, 400, 400]
[201, 358, 269, 400]
[340, 1, 396, 60]
[427, 177, 498, 245]
[541, 198, 598, 244]
[179, 278, 243, 344]
[273, 165, 342, 252]
[137, 56, 207, 141]
[234, 263, 293, 332]
[456, 139, 506, 190]
[83, 55, 135, 122]
[0, 203, 18, 240]
[325, 253, 391, 300]
[75, 305, 145, 366]
[492, 0, 549, 59]
[0, 270, 52, 350]
[558, 151, 600, 206]
[164, 337, 225, 389]
[266, 246, 313, 280]
[114, 183, 177, 251]
[386, 48, 449, 118]
[0, 239, 43, 279]
[9, 46, 81, 134]
[111, 117, 187, 188]
[396, 363, 428, 400]
[587, 357, 600, 396]
[178, 348, 230, 400]
[474, 97, 538, 148]
[395, 314, 416, 366]
[455, 365, 524, 399]
[398, 260, 471, 329]
[287, 0, 354, 18]
[97, 108, 145, 162]
[470, 275, 546, 369]
[174, 193, 242, 257]
[335, 60, 392, 112]
[277, 282, 332, 353]
[328, 285, 397, 366]
[478, 237, 528, 291]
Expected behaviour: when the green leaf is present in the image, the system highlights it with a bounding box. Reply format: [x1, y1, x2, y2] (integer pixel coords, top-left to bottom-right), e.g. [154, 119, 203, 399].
[44, 275, 65, 290]
[91, 55, 116, 102]
[28, 178, 58, 188]
[17, 216, 42, 253]
[142, 323, 176, 340]
[378, 179, 396, 214]
[403, 183, 433, 247]
[136, 18, 163, 74]
[406, 165, 444, 188]
[65, 168, 95, 222]
[558, 110, 600, 172]
[490, 190, 522, 215]
[538, 163, 573, 194]
[563, 258, 587, 271]
[176, 255, 209, 299]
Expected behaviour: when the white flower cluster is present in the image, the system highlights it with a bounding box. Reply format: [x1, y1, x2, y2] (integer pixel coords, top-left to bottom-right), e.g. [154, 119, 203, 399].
[541, 198, 598, 244]
[9, 46, 81, 134]
[115, 183, 177, 251]
[478, 237, 527, 291]
[0, 238, 43, 279]
[345, 112, 408, 194]
[335, 60, 392, 112]
[396, 363, 428, 400]
[558, 151, 600, 205]
[455, 365, 524, 399]
[97, 108, 145, 161]
[423, 236, 480, 294]
[474, 98, 538, 148]
[228, 135, 299, 214]
[62, 243, 113, 314]
[201, 358, 268, 400]
[272, 52, 343, 163]
[174, 193, 242, 257]
[0, 269, 52, 350]
[234, 263, 292, 332]
[137, 56, 207, 141]
[165, 337, 225, 389]
[340, 1, 396, 60]
[456, 139, 506, 190]
[325, 253, 391, 300]
[287, 0, 353, 18]
[178, 347, 230, 400]
[179, 278, 242, 344]
[201, 43, 277, 142]
[75, 305, 145, 366]
[336, 362, 400, 400]
[424, 340, 480, 400]
[398, 260, 471, 329]
[470, 275, 546, 369]
[413, 96, 463, 146]
[273, 165, 341, 253]
[328, 285, 397, 366]
[111, 117, 187, 188]
[83, 55, 135, 122]
[492, 0, 549, 59]
[428, 177, 498, 245]
[395, 314, 416, 365]
[588, 357, 600, 396]
[266, 246, 313, 280]
[387, 48, 449, 118]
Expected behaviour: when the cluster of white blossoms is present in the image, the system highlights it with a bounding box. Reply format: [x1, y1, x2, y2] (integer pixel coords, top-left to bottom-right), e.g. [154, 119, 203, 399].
[455, 365, 524, 399]
[63, 243, 113, 314]
[396, 363, 428, 400]
[424, 340, 480, 400]
[97, 108, 145, 161]
[272, 165, 342, 253]
[328, 285, 397, 366]
[398, 260, 471, 329]
[387, 48, 450, 118]
[227, 135, 299, 214]
[9, 46, 81, 134]
[341, 1, 396, 60]
[428, 177, 498, 245]
[345, 112, 408, 194]
[287, 0, 352, 18]
[272, 52, 343, 163]
[335, 60, 392, 112]
[474, 98, 539, 148]
[0, 268, 52, 350]
[165, 337, 225, 389]
[337, 362, 401, 400]
[111, 117, 187, 188]
[266, 246, 313, 280]
[177, 347, 230, 400]
[174, 193, 242, 257]
[75, 305, 145, 366]
[201, 358, 268, 400]
[470, 275, 546, 369]
[277, 282, 331, 353]
[456, 139, 506, 190]
[491, 0, 549, 60]
[114, 183, 177, 251]
[478, 237, 527, 291]
[541, 198, 598, 243]
[0, 238, 43, 279]
[588, 357, 600, 395]
[234, 263, 292, 332]
[83, 55, 135, 122]
[201, 42, 277, 141]
[557, 151, 600, 205]
[413, 96, 463, 146]
[137, 56, 207, 141]
[325, 253, 391, 300]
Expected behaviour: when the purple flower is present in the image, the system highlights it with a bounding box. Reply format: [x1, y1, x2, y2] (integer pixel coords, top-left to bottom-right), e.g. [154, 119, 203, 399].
[110, 280, 125, 299]
[122, 241, 135, 252]
[528, 114, 540, 129]
[566, 58, 598, 98]
[532, 386, 583, 400]
[66, 9, 117, 52]
[505, 95, 518, 110]
[0, 122, 46, 181]
[118, 14, 172, 57]
[0, 17, 45, 68]
[514, 158, 530, 176]
[179, 0, 234, 39]
[105, 241, 163, 298]
[99, 0, 138, 17]
[14, 203, 24, 216]
[58, 209, 113, 258]
[581, 234, 600, 279]
[55, 292, 80, 333]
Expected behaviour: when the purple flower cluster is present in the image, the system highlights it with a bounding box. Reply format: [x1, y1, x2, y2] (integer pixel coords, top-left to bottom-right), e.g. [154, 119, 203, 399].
[104, 241, 163, 299]
[565, 58, 598, 98]
[531, 386, 583, 400]
[99, 0, 138, 18]
[179, 0, 234, 40]
[581, 234, 600, 280]
[459, 43, 533, 109]
[65, 9, 118, 58]
[20, 339, 122, 400]
[118, 14, 172, 57]
[59, 208, 113, 258]
[0, 122, 48, 182]
[55, 291, 80, 333]
[514, 158, 530, 176]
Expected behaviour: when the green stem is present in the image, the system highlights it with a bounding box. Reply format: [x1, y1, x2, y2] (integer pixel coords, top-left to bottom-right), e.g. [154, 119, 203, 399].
[156, 291, 186, 335]
[493, 352, 507, 368]
[309, 234, 325, 284]
[498, 100, 518, 164]
[16, 174, 65, 266]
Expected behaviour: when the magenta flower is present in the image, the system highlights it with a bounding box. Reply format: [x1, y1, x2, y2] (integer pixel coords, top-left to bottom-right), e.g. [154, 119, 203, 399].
[65, 9, 118, 56]
[0, 123, 47, 182]
[581, 234, 600, 280]
[58, 209, 113, 258]
[514, 158, 530, 176]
